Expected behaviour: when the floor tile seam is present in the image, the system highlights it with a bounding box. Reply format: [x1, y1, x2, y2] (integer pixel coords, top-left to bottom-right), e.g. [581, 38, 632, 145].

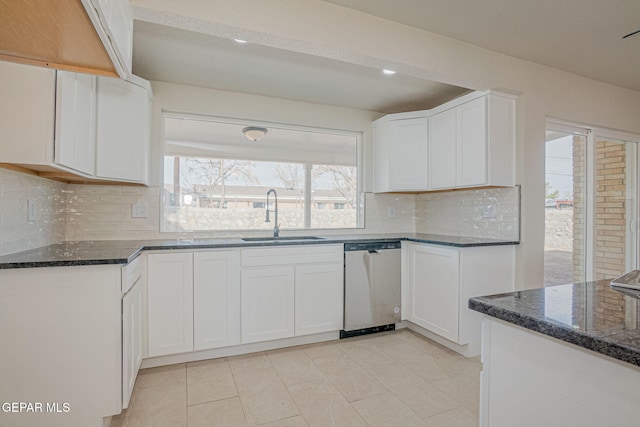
[186, 390, 240, 408]
[424, 405, 474, 422]
[426, 376, 475, 410]
[263, 350, 306, 420]
[228, 365, 253, 426]
[350, 392, 425, 424]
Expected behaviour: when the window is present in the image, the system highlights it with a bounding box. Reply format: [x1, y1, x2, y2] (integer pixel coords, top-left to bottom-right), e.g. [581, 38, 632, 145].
[162, 115, 362, 232]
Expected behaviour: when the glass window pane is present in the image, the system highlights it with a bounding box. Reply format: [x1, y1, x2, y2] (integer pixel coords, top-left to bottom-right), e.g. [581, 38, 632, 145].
[310, 165, 357, 228]
[544, 130, 587, 286]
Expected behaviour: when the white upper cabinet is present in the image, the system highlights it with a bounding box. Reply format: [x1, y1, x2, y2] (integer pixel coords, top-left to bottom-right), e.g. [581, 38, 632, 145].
[429, 93, 515, 190]
[0, 60, 151, 184]
[96, 76, 150, 184]
[374, 90, 516, 192]
[55, 71, 97, 175]
[427, 108, 457, 189]
[81, 0, 134, 78]
[373, 114, 429, 192]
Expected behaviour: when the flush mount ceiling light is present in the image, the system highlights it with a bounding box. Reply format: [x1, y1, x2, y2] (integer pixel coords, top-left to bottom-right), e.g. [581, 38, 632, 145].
[242, 126, 268, 141]
[234, 38, 248, 44]
[382, 69, 396, 75]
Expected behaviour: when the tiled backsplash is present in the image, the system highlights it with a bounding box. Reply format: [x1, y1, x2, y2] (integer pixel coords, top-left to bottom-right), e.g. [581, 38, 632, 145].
[0, 168, 66, 256]
[415, 187, 520, 240]
[65, 186, 417, 241]
[0, 167, 520, 254]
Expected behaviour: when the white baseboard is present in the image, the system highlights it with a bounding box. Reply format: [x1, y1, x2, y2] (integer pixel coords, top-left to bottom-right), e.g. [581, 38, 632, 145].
[406, 322, 479, 357]
[140, 331, 340, 369]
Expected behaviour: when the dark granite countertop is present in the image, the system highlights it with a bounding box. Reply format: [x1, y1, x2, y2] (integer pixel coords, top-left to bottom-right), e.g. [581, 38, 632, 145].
[0, 233, 519, 269]
[469, 280, 640, 367]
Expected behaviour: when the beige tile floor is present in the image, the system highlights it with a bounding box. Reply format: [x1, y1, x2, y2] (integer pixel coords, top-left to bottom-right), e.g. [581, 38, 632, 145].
[110, 330, 481, 427]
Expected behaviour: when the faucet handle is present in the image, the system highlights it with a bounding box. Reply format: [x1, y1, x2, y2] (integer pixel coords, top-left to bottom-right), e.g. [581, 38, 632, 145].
[274, 223, 281, 238]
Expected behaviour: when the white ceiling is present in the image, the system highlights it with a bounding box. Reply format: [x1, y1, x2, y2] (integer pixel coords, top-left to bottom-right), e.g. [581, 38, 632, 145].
[132, 0, 640, 115]
[132, 21, 470, 114]
[321, 0, 640, 92]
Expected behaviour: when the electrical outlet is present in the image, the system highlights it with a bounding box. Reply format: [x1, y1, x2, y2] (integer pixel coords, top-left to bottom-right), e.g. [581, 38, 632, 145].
[482, 204, 496, 218]
[27, 199, 36, 221]
[387, 206, 396, 218]
[131, 203, 148, 218]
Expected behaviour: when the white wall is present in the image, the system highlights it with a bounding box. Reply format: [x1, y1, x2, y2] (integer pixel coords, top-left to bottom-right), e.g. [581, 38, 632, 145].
[132, 0, 640, 289]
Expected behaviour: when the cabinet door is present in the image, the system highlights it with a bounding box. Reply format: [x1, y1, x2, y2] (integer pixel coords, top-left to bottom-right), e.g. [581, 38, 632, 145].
[147, 253, 194, 356]
[241, 267, 295, 344]
[388, 117, 428, 190]
[428, 108, 457, 189]
[122, 279, 142, 409]
[407, 244, 460, 342]
[0, 61, 55, 165]
[55, 71, 96, 175]
[194, 251, 241, 351]
[95, 77, 148, 183]
[457, 96, 487, 186]
[295, 263, 344, 336]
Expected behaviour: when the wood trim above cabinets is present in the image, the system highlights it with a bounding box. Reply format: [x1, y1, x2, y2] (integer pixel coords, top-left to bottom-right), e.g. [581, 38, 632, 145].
[0, 0, 117, 77]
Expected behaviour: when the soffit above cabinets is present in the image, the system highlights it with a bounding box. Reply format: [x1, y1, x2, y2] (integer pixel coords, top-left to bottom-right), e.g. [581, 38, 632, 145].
[131, 20, 470, 114]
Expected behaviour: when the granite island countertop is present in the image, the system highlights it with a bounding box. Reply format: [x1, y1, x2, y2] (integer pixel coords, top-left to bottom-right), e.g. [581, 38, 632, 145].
[0, 233, 519, 269]
[470, 280, 640, 367]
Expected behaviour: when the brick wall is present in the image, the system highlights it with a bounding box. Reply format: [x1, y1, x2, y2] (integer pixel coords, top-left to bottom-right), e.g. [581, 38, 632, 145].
[572, 136, 586, 282]
[594, 141, 627, 280]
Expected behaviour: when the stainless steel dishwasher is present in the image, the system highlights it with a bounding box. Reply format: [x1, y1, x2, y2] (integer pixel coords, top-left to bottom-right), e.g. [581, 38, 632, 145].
[341, 241, 402, 338]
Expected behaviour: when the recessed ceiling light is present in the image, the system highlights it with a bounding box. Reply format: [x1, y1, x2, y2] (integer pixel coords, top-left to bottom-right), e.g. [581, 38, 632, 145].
[234, 38, 248, 44]
[382, 69, 396, 75]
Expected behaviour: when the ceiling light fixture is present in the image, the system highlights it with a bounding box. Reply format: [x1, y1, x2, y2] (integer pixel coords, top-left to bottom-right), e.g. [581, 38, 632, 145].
[234, 38, 248, 44]
[242, 126, 268, 141]
[382, 69, 396, 75]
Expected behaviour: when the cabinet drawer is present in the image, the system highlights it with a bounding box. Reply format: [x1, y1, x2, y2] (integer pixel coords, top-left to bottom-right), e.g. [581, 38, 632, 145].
[241, 244, 343, 267]
[122, 255, 143, 294]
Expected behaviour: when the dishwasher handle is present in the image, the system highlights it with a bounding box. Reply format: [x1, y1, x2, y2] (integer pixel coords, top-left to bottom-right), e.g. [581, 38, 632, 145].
[368, 249, 379, 254]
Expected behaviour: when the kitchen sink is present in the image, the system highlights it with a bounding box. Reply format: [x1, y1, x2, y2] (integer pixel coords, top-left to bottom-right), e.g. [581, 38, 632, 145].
[241, 236, 326, 242]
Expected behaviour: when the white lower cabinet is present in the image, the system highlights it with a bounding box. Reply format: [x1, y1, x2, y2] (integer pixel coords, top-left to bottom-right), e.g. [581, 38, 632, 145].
[147, 249, 242, 357]
[147, 252, 194, 357]
[295, 263, 344, 336]
[145, 245, 344, 359]
[241, 267, 296, 344]
[122, 278, 142, 408]
[404, 242, 515, 356]
[194, 251, 241, 351]
[0, 265, 122, 426]
[405, 244, 460, 342]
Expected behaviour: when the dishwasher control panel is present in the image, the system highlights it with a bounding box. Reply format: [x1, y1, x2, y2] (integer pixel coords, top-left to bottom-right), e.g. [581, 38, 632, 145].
[344, 241, 401, 251]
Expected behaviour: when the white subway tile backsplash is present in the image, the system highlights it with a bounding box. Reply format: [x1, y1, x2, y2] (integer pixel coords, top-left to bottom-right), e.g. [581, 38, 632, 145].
[0, 166, 520, 254]
[0, 168, 66, 256]
[415, 187, 520, 240]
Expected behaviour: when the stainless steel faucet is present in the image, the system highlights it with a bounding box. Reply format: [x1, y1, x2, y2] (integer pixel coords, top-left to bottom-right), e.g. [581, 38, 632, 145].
[265, 189, 280, 238]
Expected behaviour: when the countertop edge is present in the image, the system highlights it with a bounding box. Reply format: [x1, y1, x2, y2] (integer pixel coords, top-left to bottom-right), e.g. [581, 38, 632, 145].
[469, 297, 640, 368]
[0, 236, 519, 269]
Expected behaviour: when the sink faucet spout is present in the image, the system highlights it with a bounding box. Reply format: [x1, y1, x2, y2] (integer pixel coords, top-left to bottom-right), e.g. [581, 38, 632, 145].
[266, 189, 280, 238]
